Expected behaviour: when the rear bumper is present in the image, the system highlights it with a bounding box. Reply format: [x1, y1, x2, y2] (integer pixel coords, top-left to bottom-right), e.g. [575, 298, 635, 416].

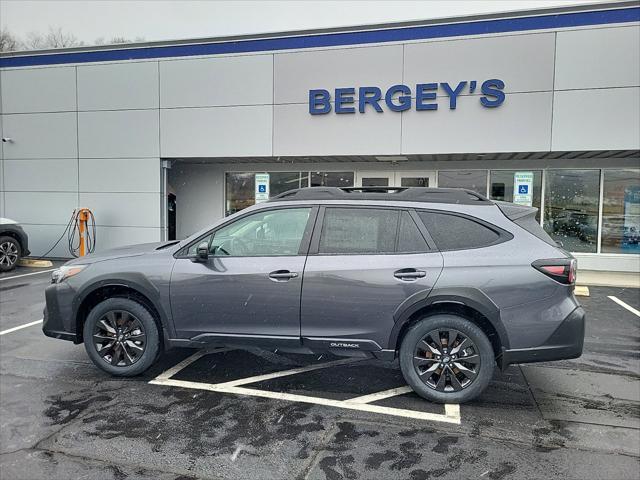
[499, 306, 585, 368]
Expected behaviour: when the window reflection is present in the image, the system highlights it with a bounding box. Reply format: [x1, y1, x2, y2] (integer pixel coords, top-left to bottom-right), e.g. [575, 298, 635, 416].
[543, 170, 600, 253]
[601, 169, 640, 254]
[311, 172, 354, 187]
[438, 170, 488, 196]
[490, 170, 542, 221]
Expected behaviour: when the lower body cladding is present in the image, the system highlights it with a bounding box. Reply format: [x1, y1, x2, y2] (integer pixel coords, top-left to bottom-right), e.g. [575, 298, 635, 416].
[180, 333, 396, 360]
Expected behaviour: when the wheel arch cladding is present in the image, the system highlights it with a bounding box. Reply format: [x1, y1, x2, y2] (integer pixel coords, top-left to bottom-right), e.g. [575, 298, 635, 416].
[75, 281, 166, 344]
[390, 287, 509, 356]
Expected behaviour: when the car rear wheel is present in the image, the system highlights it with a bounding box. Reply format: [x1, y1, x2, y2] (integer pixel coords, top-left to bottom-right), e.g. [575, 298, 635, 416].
[399, 314, 494, 404]
[83, 297, 160, 376]
[0, 236, 21, 272]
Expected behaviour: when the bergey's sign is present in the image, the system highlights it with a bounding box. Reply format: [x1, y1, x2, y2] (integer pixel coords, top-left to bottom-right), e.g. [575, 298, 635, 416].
[309, 80, 505, 115]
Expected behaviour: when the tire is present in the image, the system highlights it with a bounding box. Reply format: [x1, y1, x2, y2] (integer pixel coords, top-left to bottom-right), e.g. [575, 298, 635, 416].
[83, 297, 161, 376]
[399, 314, 494, 404]
[0, 236, 21, 272]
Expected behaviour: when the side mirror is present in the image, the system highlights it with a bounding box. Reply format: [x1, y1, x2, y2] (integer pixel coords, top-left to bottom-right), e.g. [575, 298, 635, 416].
[194, 241, 209, 262]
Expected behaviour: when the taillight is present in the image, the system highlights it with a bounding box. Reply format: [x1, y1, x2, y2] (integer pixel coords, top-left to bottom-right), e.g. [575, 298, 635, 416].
[532, 258, 577, 285]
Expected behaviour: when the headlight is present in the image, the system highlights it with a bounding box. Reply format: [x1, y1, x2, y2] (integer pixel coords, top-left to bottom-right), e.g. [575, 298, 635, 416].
[51, 265, 87, 284]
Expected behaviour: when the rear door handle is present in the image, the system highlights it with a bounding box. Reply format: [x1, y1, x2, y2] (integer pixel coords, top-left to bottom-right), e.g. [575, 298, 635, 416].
[269, 270, 299, 281]
[394, 269, 426, 280]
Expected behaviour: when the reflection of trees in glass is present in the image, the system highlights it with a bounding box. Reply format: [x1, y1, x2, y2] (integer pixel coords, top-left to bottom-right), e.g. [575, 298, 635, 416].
[544, 170, 600, 253]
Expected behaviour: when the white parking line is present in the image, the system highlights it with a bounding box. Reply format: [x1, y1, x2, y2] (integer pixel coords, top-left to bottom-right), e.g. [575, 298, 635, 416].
[0, 269, 55, 282]
[0, 319, 43, 336]
[608, 296, 640, 317]
[345, 386, 413, 404]
[151, 377, 461, 424]
[215, 358, 362, 387]
[150, 350, 461, 424]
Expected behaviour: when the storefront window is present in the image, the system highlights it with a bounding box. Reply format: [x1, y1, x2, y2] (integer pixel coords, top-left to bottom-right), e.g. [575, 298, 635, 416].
[225, 172, 255, 216]
[438, 170, 488, 195]
[601, 169, 640, 254]
[270, 172, 302, 197]
[226, 171, 355, 216]
[311, 171, 355, 187]
[543, 169, 600, 253]
[490, 170, 542, 220]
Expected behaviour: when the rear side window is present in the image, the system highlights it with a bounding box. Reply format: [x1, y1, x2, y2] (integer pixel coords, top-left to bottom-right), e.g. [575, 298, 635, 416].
[319, 208, 398, 254]
[418, 211, 501, 250]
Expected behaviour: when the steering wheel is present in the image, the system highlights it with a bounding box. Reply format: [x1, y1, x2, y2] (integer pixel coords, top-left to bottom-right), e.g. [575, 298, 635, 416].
[216, 237, 250, 256]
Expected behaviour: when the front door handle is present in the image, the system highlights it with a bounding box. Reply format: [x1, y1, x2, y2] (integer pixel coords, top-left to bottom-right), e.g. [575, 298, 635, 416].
[269, 270, 299, 281]
[394, 269, 426, 280]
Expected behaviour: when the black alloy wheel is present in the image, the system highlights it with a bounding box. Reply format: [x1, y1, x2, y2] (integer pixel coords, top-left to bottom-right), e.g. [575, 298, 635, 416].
[413, 328, 480, 392]
[93, 310, 147, 367]
[83, 297, 160, 376]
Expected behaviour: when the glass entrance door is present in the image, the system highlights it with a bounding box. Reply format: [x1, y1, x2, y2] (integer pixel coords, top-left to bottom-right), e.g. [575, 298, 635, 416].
[356, 171, 436, 188]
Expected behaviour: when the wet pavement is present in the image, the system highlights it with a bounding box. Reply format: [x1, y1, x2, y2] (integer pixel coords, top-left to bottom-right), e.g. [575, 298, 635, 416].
[0, 264, 639, 479]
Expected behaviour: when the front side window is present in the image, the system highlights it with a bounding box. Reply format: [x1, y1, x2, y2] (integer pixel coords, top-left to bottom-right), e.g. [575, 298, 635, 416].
[190, 208, 311, 257]
[319, 208, 398, 254]
[418, 211, 501, 250]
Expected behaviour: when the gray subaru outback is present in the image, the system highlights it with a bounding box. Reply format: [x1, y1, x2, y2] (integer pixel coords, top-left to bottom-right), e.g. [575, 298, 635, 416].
[43, 187, 584, 403]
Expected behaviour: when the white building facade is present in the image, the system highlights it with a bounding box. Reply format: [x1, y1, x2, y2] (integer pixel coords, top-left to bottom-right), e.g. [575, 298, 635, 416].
[0, 2, 639, 272]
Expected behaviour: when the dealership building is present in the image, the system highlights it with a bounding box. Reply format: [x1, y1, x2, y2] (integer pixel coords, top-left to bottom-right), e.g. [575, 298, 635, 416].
[0, 2, 638, 272]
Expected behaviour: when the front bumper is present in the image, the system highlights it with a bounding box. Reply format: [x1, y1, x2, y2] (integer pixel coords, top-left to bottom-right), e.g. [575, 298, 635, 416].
[499, 306, 585, 368]
[42, 283, 78, 343]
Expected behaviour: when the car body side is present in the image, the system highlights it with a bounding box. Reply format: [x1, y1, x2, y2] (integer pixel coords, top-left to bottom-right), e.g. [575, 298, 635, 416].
[43, 199, 584, 368]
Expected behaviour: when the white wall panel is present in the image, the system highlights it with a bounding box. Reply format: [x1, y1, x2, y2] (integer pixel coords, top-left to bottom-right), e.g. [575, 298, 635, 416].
[78, 110, 159, 158]
[274, 45, 403, 104]
[273, 103, 401, 156]
[1, 113, 77, 159]
[20, 224, 77, 257]
[402, 92, 552, 154]
[552, 87, 640, 151]
[95, 226, 162, 250]
[405, 33, 555, 94]
[555, 26, 640, 90]
[160, 106, 272, 157]
[78, 61, 159, 110]
[79, 192, 161, 227]
[4, 159, 77, 192]
[80, 158, 160, 193]
[4, 192, 77, 224]
[1, 67, 76, 113]
[160, 55, 273, 107]
[170, 163, 224, 237]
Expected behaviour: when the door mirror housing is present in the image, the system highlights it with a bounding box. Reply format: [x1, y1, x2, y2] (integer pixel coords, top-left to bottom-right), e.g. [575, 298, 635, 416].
[193, 241, 209, 262]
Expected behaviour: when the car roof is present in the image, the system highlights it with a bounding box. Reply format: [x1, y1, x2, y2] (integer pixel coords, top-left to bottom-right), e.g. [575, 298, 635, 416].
[266, 187, 493, 206]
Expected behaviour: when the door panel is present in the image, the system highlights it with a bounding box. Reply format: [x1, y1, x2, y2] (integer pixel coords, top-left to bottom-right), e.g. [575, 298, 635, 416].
[300, 252, 443, 348]
[169, 206, 314, 339]
[171, 256, 306, 337]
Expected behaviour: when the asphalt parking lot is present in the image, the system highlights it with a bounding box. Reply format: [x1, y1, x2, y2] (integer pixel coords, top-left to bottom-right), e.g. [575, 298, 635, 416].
[1, 264, 639, 480]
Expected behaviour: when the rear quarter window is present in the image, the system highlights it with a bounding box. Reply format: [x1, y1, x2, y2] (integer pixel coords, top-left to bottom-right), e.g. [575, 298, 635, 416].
[418, 211, 505, 251]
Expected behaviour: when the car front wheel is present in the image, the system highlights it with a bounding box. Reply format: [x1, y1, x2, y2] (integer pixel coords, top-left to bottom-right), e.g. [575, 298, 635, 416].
[399, 314, 495, 404]
[83, 297, 161, 376]
[0, 236, 21, 272]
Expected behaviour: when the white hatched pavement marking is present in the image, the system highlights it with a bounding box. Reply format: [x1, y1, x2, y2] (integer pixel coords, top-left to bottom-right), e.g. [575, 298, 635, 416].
[150, 350, 462, 424]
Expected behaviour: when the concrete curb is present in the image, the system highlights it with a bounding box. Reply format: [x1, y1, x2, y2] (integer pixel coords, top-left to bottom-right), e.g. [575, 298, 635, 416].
[18, 258, 54, 268]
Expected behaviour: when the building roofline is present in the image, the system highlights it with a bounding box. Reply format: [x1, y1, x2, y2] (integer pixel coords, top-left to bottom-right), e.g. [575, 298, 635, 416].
[1, 1, 638, 67]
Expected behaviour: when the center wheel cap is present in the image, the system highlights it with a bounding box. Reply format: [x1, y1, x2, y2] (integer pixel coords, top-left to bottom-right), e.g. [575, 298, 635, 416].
[442, 356, 451, 363]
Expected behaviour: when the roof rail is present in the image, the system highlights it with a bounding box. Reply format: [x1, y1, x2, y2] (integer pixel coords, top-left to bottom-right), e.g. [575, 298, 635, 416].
[268, 187, 492, 205]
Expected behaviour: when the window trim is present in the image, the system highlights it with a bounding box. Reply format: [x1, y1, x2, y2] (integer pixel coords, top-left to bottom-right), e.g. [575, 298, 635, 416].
[415, 208, 513, 252]
[175, 205, 319, 259]
[308, 205, 436, 256]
